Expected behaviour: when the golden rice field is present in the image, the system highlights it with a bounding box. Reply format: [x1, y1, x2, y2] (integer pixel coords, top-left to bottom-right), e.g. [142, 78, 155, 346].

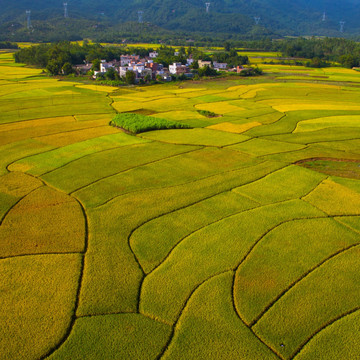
[1, 50, 360, 360]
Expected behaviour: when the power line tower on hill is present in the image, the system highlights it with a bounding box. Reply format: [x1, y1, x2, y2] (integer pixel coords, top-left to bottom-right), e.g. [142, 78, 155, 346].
[26, 10, 31, 29]
[205, 3, 210, 13]
[340, 21, 345, 32]
[63, 3, 68, 18]
[254, 17, 260, 25]
[138, 10, 144, 23]
[322, 12, 326, 21]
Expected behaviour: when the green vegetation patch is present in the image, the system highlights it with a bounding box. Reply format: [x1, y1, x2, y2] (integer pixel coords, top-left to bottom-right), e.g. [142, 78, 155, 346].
[196, 109, 219, 118]
[49, 314, 171, 360]
[0, 254, 81, 360]
[110, 113, 191, 134]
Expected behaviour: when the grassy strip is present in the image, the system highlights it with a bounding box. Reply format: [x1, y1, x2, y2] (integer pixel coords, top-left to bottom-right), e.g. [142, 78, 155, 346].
[110, 113, 191, 134]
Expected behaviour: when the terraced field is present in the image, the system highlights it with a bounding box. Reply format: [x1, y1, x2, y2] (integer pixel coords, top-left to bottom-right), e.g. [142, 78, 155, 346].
[1, 49, 360, 359]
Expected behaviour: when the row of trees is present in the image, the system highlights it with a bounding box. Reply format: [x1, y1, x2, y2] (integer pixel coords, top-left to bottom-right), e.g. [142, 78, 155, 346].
[0, 42, 18, 49]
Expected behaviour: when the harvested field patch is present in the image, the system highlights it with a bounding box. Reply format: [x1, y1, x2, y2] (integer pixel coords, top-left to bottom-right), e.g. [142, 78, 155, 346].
[298, 158, 360, 180]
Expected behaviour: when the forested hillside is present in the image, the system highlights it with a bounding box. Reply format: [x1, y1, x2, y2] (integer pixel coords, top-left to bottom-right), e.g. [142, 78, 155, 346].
[1, 0, 360, 40]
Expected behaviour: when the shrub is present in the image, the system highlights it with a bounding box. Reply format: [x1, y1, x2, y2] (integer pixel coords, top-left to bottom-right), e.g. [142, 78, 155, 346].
[197, 110, 218, 118]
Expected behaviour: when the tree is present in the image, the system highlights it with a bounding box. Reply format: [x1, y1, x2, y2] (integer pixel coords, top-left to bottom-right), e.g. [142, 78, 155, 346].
[144, 74, 151, 83]
[62, 62, 73, 75]
[105, 67, 119, 80]
[125, 70, 136, 84]
[224, 41, 231, 52]
[46, 59, 62, 75]
[198, 65, 217, 77]
[92, 59, 101, 71]
[191, 60, 199, 69]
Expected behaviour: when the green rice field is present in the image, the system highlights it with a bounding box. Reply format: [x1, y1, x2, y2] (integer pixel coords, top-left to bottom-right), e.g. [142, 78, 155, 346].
[1, 49, 360, 359]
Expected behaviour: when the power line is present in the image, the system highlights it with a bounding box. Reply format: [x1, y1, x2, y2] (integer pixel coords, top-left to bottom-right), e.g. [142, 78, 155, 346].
[63, 3, 68, 18]
[26, 10, 31, 29]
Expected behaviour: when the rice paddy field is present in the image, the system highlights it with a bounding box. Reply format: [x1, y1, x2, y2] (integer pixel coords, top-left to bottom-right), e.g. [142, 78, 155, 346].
[1, 48, 360, 360]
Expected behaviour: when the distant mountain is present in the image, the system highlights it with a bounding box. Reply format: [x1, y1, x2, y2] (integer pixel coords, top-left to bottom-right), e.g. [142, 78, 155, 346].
[1, 0, 360, 38]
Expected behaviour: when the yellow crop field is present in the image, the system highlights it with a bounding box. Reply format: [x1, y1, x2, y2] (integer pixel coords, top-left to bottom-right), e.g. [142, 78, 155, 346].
[303, 178, 360, 215]
[295, 115, 360, 132]
[207, 121, 261, 133]
[75, 84, 118, 92]
[195, 101, 244, 113]
[1, 254, 81, 360]
[1, 49, 360, 360]
[0, 186, 85, 257]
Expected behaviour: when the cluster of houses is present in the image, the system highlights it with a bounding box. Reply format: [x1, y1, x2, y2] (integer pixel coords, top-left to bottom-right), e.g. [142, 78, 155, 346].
[75, 51, 246, 82]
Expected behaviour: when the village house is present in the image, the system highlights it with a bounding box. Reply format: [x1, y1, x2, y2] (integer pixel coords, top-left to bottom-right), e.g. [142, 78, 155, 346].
[169, 62, 189, 75]
[198, 60, 212, 68]
[149, 51, 159, 58]
[74, 63, 92, 75]
[100, 62, 114, 73]
[237, 65, 245, 73]
[186, 58, 194, 66]
[213, 61, 228, 70]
